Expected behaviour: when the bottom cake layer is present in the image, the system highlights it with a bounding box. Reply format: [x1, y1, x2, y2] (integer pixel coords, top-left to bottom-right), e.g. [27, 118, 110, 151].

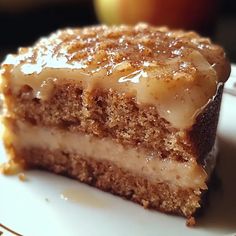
[15, 147, 201, 218]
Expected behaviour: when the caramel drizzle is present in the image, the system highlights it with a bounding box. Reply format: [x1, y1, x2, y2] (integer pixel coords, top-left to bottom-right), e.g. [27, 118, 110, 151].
[0, 223, 23, 236]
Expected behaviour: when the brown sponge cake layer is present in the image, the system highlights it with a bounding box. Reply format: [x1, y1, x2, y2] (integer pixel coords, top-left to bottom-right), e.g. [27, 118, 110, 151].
[5, 81, 223, 163]
[16, 147, 201, 217]
[0, 24, 230, 222]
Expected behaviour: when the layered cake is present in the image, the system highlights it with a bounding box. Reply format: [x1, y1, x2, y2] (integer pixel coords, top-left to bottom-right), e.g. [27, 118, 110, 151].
[0, 24, 230, 221]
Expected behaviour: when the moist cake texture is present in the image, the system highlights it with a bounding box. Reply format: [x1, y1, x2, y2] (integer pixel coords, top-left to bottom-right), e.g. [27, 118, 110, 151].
[0, 23, 230, 221]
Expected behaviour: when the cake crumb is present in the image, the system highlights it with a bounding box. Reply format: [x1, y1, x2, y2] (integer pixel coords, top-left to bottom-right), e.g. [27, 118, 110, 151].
[186, 217, 196, 227]
[0, 160, 23, 175]
[141, 199, 149, 208]
[18, 173, 27, 181]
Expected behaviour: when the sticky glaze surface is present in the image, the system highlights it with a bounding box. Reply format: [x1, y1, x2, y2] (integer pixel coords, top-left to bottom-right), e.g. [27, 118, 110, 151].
[0, 24, 231, 128]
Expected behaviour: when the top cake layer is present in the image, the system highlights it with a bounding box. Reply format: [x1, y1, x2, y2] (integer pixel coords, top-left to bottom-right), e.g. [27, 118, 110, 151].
[1, 23, 230, 129]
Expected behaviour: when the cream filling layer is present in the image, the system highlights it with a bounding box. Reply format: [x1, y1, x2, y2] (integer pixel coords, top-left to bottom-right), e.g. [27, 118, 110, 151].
[6, 121, 208, 190]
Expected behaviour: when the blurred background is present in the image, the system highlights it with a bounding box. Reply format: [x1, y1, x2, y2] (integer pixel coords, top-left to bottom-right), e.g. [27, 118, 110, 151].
[0, 0, 235, 63]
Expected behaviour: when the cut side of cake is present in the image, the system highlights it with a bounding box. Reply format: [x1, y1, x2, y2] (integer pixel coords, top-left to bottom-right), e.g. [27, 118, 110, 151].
[0, 24, 230, 221]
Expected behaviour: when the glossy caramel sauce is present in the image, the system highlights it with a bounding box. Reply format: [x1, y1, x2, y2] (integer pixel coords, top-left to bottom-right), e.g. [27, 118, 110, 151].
[0, 23, 231, 128]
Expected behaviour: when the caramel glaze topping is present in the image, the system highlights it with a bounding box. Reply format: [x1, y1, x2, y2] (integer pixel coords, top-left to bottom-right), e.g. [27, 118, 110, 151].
[1, 23, 231, 129]
[2, 23, 230, 80]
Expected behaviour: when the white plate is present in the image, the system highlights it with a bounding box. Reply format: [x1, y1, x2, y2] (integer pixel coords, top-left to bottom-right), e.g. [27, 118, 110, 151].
[1, 66, 236, 236]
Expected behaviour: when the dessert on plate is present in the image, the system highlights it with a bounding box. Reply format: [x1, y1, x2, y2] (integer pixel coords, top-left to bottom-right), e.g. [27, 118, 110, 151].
[0, 23, 230, 222]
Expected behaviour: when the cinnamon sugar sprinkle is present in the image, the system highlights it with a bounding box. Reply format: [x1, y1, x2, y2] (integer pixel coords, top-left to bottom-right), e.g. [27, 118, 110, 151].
[2, 23, 229, 82]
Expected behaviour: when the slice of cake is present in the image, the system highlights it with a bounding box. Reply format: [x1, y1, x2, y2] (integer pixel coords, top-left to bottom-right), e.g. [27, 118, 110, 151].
[0, 24, 230, 221]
